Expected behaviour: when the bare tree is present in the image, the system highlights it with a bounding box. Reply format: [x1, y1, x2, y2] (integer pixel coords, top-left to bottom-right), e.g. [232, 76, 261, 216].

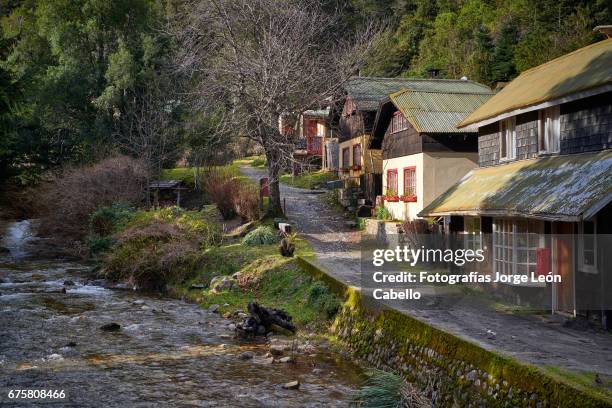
[114, 73, 182, 205]
[173, 0, 379, 215]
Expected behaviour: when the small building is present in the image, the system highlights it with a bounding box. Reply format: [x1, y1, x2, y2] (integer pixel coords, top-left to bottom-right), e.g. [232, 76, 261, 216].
[419, 38, 612, 322]
[334, 77, 443, 203]
[370, 80, 493, 220]
[283, 109, 334, 174]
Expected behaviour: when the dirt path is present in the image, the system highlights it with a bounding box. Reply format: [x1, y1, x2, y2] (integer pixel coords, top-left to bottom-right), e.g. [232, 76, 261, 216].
[240, 166, 612, 380]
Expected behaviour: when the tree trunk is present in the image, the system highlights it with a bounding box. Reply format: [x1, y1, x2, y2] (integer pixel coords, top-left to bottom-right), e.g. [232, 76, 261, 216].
[266, 155, 283, 217]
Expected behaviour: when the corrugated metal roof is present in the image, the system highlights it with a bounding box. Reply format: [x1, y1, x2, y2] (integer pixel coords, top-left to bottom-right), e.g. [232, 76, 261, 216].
[303, 108, 330, 118]
[344, 77, 492, 112]
[390, 90, 493, 133]
[419, 150, 612, 221]
[459, 38, 612, 127]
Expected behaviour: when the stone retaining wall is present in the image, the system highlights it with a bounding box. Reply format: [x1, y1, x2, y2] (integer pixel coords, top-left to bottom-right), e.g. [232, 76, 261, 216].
[296, 256, 611, 408]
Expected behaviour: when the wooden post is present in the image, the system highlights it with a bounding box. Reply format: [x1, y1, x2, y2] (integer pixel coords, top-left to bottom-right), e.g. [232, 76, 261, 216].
[176, 188, 181, 207]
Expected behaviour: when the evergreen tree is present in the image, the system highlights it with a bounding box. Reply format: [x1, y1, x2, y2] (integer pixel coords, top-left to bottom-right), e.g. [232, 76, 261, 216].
[491, 22, 517, 83]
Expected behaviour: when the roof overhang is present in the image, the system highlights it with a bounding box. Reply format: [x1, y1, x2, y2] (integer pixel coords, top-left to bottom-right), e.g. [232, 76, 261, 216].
[418, 150, 612, 221]
[458, 84, 612, 129]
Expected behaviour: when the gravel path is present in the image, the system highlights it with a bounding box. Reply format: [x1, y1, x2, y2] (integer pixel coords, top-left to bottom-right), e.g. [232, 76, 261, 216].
[240, 166, 612, 379]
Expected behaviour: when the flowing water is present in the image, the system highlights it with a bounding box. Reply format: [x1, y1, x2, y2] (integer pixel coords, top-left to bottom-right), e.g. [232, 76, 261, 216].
[0, 221, 363, 407]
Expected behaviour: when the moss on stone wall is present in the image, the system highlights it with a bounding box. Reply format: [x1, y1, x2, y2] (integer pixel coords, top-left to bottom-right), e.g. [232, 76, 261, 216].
[297, 256, 612, 408]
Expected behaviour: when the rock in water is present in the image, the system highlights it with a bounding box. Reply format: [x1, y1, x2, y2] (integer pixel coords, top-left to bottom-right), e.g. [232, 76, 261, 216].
[100, 323, 121, 332]
[208, 304, 220, 313]
[238, 351, 254, 361]
[63, 280, 75, 286]
[282, 381, 300, 390]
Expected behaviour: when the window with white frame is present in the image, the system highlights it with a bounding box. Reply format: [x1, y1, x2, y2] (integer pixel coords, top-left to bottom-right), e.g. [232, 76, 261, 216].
[464, 217, 482, 250]
[493, 219, 543, 277]
[538, 106, 560, 153]
[342, 147, 350, 168]
[499, 117, 516, 160]
[389, 111, 408, 134]
[578, 219, 598, 273]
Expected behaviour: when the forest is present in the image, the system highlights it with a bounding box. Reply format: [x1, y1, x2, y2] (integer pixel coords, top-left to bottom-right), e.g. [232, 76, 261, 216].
[0, 0, 610, 188]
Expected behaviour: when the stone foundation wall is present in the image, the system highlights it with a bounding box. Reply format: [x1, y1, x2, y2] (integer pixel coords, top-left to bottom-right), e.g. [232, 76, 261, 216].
[296, 257, 610, 408]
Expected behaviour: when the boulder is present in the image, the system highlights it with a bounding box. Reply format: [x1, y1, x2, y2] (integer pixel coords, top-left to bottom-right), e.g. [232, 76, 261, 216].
[282, 381, 300, 390]
[238, 351, 254, 360]
[0, 247, 10, 254]
[63, 280, 75, 286]
[100, 323, 121, 332]
[210, 276, 236, 293]
[208, 304, 221, 313]
[279, 356, 293, 363]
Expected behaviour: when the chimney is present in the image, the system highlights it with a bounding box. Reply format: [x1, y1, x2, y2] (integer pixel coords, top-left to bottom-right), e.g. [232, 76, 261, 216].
[594, 25, 612, 38]
[427, 68, 440, 79]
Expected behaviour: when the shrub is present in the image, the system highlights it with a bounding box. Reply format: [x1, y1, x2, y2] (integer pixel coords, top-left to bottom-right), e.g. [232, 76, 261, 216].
[86, 234, 114, 256]
[242, 226, 278, 246]
[375, 206, 392, 220]
[350, 369, 432, 408]
[37, 155, 148, 239]
[251, 156, 266, 167]
[204, 167, 239, 220]
[307, 281, 340, 318]
[90, 203, 135, 236]
[102, 208, 221, 291]
[233, 183, 260, 221]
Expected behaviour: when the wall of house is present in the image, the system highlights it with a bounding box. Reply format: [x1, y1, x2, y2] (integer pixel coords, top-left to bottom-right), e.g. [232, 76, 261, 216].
[382, 152, 478, 221]
[478, 92, 612, 167]
[338, 135, 382, 181]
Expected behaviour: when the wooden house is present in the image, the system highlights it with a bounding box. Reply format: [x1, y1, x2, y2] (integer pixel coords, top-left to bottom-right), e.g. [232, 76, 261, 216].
[419, 38, 612, 323]
[334, 77, 443, 203]
[370, 79, 493, 220]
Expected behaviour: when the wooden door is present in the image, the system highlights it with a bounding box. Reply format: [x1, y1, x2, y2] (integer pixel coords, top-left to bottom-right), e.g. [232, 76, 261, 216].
[554, 222, 575, 314]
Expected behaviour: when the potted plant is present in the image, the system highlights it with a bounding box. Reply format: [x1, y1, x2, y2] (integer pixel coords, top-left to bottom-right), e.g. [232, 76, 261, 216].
[400, 195, 417, 202]
[384, 189, 399, 202]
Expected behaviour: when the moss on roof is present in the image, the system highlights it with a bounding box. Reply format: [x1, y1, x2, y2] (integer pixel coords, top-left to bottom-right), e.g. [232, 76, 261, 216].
[459, 38, 612, 127]
[419, 150, 612, 221]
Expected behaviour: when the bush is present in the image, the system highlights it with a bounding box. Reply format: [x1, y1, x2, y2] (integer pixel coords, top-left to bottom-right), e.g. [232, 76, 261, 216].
[90, 203, 135, 236]
[242, 226, 278, 246]
[233, 183, 260, 221]
[102, 208, 222, 291]
[86, 234, 114, 256]
[37, 155, 148, 239]
[251, 157, 266, 167]
[307, 281, 340, 318]
[204, 167, 239, 220]
[376, 206, 392, 220]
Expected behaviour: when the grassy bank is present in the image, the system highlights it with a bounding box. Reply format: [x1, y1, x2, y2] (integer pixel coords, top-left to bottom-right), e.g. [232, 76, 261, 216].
[280, 170, 337, 189]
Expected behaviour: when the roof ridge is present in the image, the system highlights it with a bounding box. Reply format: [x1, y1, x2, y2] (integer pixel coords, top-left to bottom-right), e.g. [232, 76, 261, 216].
[390, 88, 493, 98]
[349, 76, 489, 84]
[518, 38, 612, 77]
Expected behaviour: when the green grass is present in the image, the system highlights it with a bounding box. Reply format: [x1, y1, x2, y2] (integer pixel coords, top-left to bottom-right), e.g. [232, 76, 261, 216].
[543, 366, 612, 403]
[233, 155, 266, 168]
[280, 170, 337, 189]
[172, 232, 339, 329]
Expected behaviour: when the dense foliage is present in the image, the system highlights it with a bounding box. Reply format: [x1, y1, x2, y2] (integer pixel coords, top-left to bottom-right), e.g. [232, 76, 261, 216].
[351, 0, 610, 84]
[0, 0, 609, 187]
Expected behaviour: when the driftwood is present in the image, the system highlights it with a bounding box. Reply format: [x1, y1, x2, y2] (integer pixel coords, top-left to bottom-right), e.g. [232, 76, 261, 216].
[235, 302, 296, 338]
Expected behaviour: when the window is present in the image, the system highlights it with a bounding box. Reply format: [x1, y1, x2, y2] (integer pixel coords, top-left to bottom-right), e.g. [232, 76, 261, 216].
[464, 217, 482, 250]
[389, 111, 408, 134]
[493, 219, 543, 277]
[579, 219, 598, 273]
[386, 169, 398, 196]
[538, 106, 560, 153]
[403, 167, 416, 198]
[499, 117, 516, 160]
[353, 144, 362, 167]
[342, 147, 350, 168]
[316, 122, 326, 137]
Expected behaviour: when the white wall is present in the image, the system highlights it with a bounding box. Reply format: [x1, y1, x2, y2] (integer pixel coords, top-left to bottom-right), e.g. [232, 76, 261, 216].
[382, 152, 478, 221]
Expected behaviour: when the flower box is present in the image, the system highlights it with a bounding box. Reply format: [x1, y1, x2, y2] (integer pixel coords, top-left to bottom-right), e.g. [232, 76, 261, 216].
[400, 195, 417, 202]
[384, 195, 399, 202]
[351, 165, 362, 171]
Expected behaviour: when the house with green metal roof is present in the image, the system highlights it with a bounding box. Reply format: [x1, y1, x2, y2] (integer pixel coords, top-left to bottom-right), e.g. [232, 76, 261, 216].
[419, 38, 612, 323]
[335, 76, 492, 205]
[368, 80, 493, 221]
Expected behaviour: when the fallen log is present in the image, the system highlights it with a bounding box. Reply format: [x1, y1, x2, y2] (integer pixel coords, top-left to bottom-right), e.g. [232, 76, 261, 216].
[235, 302, 296, 339]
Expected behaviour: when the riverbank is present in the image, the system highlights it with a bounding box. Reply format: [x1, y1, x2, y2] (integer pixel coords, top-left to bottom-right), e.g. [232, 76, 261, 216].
[0, 220, 364, 407]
